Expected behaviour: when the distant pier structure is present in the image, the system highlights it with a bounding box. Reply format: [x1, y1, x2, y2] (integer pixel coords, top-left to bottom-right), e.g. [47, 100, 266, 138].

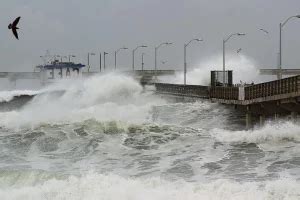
[35, 59, 85, 84]
[0, 59, 86, 87]
[155, 70, 300, 129]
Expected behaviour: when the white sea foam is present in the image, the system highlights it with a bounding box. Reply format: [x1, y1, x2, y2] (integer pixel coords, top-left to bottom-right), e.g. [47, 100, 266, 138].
[0, 73, 166, 129]
[211, 121, 300, 144]
[162, 54, 265, 85]
[0, 90, 39, 103]
[0, 172, 299, 200]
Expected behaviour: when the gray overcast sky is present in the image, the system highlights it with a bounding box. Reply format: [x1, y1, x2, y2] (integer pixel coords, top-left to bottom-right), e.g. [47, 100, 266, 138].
[1, 0, 300, 72]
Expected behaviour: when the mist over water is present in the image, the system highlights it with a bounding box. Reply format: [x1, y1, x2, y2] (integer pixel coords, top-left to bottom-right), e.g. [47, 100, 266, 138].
[0, 73, 299, 200]
[161, 54, 272, 85]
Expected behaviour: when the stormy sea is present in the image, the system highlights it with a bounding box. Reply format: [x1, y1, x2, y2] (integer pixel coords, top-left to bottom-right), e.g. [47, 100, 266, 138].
[0, 73, 299, 200]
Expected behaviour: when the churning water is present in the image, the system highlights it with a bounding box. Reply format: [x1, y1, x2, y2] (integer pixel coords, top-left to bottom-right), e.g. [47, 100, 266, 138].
[0, 73, 299, 200]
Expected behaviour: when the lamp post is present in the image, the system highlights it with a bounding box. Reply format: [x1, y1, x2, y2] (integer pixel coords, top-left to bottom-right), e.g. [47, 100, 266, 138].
[114, 47, 128, 70]
[87, 52, 95, 72]
[184, 38, 203, 85]
[141, 53, 146, 70]
[68, 55, 76, 62]
[99, 53, 102, 72]
[155, 42, 172, 79]
[132, 45, 147, 70]
[104, 52, 108, 71]
[222, 33, 245, 85]
[279, 15, 300, 79]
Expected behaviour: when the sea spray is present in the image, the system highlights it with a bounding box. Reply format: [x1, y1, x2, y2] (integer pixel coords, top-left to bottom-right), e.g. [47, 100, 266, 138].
[161, 54, 263, 85]
[0, 173, 299, 200]
[0, 73, 166, 129]
[210, 121, 300, 144]
[0, 90, 39, 103]
[0, 71, 299, 200]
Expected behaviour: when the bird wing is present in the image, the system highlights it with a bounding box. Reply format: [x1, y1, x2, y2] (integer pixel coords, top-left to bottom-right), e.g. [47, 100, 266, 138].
[12, 28, 19, 40]
[12, 16, 21, 26]
[259, 28, 269, 34]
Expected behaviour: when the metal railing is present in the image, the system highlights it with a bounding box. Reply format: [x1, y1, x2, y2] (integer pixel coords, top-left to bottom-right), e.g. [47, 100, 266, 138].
[209, 86, 239, 100]
[155, 83, 209, 98]
[209, 75, 300, 101]
[245, 75, 300, 100]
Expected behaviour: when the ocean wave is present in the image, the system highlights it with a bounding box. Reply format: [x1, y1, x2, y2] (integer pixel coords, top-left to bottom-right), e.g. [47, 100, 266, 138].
[210, 121, 300, 144]
[0, 90, 39, 103]
[0, 172, 299, 200]
[0, 73, 167, 129]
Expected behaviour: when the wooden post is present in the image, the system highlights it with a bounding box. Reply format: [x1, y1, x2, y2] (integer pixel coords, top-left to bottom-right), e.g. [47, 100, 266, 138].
[291, 111, 297, 121]
[246, 112, 252, 130]
[246, 106, 252, 129]
[259, 115, 265, 127]
[274, 113, 279, 120]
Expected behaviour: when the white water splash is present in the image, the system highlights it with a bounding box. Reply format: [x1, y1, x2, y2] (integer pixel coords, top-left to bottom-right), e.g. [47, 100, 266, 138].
[211, 121, 300, 144]
[161, 54, 263, 85]
[0, 73, 166, 129]
[0, 90, 39, 103]
[0, 172, 299, 200]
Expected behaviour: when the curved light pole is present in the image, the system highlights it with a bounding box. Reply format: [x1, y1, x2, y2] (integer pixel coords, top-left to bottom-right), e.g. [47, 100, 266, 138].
[155, 42, 172, 74]
[104, 52, 108, 71]
[141, 53, 146, 70]
[279, 15, 300, 79]
[87, 52, 95, 72]
[184, 38, 203, 85]
[132, 45, 147, 70]
[223, 33, 245, 85]
[115, 47, 128, 70]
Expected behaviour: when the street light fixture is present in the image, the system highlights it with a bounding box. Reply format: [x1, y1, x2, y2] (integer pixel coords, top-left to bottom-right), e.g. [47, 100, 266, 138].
[115, 47, 128, 70]
[184, 38, 203, 85]
[278, 15, 300, 79]
[88, 52, 96, 72]
[222, 32, 245, 85]
[132, 45, 147, 70]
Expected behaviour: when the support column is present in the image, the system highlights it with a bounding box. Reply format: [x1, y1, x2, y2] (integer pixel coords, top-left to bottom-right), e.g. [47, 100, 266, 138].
[246, 112, 252, 130]
[259, 115, 265, 127]
[274, 113, 279, 120]
[291, 111, 297, 121]
[245, 105, 252, 130]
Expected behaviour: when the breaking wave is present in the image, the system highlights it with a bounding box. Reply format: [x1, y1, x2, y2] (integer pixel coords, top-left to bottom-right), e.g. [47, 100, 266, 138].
[211, 121, 300, 144]
[0, 73, 166, 129]
[0, 172, 299, 200]
[0, 90, 39, 103]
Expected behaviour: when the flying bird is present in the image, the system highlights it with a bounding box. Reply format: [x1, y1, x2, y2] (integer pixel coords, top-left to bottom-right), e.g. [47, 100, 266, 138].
[259, 28, 269, 35]
[237, 48, 242, 54]
[161, 60, 167, 64]
[8, 16, 21, 40]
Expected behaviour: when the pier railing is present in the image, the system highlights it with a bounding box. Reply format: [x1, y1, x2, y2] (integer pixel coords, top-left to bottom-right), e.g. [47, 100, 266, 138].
[155, 83, 209, 98]
[209, 75, 300, 101]
[209, 86, 239, 100]
[244, 76, 300, 100]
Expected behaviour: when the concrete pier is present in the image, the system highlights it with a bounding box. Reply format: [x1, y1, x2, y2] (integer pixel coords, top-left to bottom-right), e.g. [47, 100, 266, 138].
[155, 75, 300, 128]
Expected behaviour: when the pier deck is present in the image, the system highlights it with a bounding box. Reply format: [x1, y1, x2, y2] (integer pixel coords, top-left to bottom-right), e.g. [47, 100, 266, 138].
[155, 75, 300, 128]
